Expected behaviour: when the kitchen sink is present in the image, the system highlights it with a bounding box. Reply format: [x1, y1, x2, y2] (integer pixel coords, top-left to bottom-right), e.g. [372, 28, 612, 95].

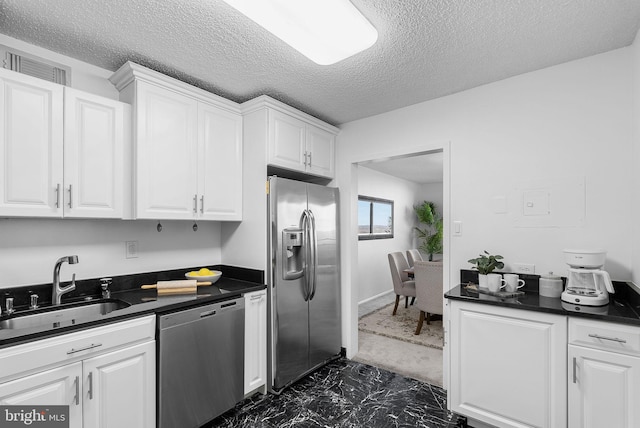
[0, 299, 131, 330]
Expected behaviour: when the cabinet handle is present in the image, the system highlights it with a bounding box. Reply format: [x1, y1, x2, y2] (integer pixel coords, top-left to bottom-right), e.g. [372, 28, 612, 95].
[193, 194, 198, 214]
[67, 343, 102, 355]
[88, 372, 93, 400]
[250, 294, 263, 301]
[303, 151, 308, 167]
[588, 333, 627, 343]
[572, 357, 577, 383]
[200, 195, 204, 214]
[67, 184, 73, 208]
[308, 152, 312, 167]
[55, 184, 61, 208]
[74, 376, 80, 405]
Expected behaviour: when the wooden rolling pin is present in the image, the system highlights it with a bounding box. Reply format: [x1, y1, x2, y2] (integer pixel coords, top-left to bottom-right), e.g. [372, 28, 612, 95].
[141, 280, 212, 289]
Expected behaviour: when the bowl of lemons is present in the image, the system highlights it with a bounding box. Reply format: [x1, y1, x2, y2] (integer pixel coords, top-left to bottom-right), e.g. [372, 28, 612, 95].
[185, 268, 222, 283]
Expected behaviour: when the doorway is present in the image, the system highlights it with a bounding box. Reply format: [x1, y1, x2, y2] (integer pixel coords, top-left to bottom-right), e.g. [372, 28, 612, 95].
[351, 150, 446, 386]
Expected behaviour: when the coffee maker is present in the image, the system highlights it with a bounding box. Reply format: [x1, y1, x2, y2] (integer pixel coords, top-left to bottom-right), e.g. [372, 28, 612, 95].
[561, 249, 614, 306]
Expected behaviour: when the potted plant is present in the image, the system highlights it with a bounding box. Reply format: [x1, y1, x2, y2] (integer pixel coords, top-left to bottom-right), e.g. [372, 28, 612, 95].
[413, 201, 443, 261]
[468, 251, 504, 288]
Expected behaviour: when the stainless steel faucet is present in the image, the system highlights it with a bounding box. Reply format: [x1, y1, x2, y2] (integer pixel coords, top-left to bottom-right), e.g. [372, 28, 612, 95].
[52, 255, 79, 305]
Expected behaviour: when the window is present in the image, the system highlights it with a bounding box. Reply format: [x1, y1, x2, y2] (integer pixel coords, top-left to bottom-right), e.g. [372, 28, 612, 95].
[358, 195, 393, 240]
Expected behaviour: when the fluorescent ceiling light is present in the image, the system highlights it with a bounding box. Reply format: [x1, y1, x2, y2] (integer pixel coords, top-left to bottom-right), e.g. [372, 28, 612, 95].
[222, 0, 378, 65]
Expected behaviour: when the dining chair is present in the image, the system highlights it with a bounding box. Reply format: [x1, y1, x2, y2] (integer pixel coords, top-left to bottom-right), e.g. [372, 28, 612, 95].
[406, 249, 423, 267]
[413, 260, 444, 335]
[388, 252, 416, 315]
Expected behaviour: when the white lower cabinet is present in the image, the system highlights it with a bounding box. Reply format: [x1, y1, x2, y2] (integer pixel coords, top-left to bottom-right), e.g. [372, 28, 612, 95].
[0, 362, 83, 428]
[82, 341, 155, 428]
[568, 318, 640, 428]
[244, 289, 267, 395]
[0, 315, 155, 428]
[449, 301, 567, 428]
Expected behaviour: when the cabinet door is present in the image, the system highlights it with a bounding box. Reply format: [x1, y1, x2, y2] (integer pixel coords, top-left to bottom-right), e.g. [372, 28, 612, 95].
[135, 81, 198, 219]
[83, 341, 155, 428]
[268, 110, 306, 172]
[0, 362, 83, 428]
[305, 125, 335, 178]
[244, 290, 267, 394]
[0, 69, 63, 217]
[568, 345, 639, 428]
[198, 102, 243, 220]
[449, 301, 567, 428]
[64, 87, 124, 218]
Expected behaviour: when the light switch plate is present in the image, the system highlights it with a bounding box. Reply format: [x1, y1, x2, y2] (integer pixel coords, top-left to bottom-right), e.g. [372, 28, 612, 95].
[453, 221, 462, 236]
[126, 240, 139, 259]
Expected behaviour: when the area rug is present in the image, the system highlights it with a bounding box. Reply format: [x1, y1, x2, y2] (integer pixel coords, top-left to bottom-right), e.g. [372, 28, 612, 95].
[358, 302, 444, 350]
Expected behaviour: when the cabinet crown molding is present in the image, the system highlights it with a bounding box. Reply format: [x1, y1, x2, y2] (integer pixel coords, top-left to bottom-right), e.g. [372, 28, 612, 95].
[241, 95, 340, 135]
[109, 61, 241, 114]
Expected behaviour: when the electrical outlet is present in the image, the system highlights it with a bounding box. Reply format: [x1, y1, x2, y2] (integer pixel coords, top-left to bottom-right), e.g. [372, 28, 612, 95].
[125, 241, 138, 259]
[513, 263, 535, 274]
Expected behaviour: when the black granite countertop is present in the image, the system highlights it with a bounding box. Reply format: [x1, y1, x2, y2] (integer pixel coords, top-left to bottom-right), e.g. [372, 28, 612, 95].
[0, 265, 266, 348]
[445, 282, 640, 326]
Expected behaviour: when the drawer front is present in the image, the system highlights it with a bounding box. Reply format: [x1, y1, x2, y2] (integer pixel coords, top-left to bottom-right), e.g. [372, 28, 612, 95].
[569, 318, 640, 356]
[0, 315, 155, 382]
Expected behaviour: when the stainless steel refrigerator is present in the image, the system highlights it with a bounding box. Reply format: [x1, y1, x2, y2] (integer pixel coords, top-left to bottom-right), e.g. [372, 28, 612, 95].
[267, 176, 341, 393]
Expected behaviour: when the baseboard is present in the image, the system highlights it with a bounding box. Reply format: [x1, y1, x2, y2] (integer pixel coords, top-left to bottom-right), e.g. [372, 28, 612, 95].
[358, 289, 394, 306]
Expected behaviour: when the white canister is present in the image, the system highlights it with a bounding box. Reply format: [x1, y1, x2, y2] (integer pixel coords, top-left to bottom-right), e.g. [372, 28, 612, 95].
[539, 272, 563, 298]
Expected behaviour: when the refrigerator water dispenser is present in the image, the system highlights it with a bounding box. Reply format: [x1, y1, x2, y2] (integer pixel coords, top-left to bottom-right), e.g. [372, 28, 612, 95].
[282, 228, 304, 280]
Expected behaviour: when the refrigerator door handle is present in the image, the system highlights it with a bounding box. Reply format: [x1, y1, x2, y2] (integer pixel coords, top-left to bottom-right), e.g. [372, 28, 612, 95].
[308, 209, 318, 300]
[301, 210, 311, 301]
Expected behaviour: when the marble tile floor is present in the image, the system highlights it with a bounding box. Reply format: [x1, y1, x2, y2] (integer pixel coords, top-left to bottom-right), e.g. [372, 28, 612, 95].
[206, 358, 460, 428]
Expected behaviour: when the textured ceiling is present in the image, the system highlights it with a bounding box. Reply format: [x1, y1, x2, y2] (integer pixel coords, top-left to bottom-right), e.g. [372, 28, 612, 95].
[1, 0, 640, 125]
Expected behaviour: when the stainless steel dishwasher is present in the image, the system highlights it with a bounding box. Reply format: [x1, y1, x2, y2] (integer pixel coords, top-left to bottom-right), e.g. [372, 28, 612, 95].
[158, 297, 245, 428]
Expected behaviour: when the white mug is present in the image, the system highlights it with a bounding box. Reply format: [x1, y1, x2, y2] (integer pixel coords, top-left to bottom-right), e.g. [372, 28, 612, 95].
[503, 273, 525, 292]
[487, 273, 505, 292]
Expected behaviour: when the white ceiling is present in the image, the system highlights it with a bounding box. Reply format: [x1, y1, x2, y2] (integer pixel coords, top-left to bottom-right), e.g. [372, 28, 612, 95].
[1, 1, 640, 126]
[361, 152, 444, 185]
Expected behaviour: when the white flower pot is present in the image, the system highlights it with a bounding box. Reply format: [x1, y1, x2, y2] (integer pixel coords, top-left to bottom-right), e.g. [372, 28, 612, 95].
[478, 274, 488, 289]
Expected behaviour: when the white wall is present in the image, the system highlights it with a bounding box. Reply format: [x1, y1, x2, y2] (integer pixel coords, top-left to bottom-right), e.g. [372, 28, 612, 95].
[357, 166, 422, 302]
[633, 29, 640, 287]
[337, 47, 634, 357]
[0, 219, 222, 287]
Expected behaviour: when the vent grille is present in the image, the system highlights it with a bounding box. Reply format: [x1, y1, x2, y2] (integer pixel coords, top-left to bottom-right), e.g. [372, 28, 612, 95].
[1, 46, 70, 86]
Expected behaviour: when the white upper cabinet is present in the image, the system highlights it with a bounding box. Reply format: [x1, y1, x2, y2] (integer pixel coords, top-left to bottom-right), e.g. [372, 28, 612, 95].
[0, 69, 127, 219]
[268, 110, 306, 171]
[110, 62, 243, 221]
[305, 125, 335, 178]
[64, 87, 125, 218]
[267, 108, 336, 178]
[0, 68, 63, 217]
[244, 95, 338, 180]
[198, 101, 243, 221]
[134, 80, 199, 219]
